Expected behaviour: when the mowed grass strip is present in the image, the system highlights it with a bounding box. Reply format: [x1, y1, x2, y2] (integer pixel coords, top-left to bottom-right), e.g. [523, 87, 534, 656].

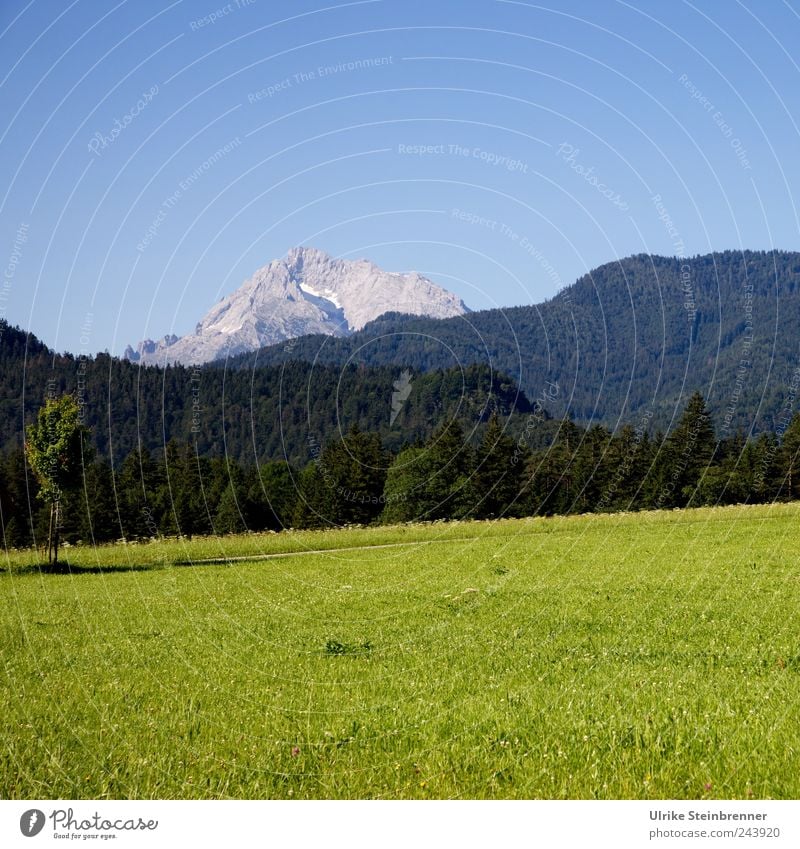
[1, 503, 799, 799]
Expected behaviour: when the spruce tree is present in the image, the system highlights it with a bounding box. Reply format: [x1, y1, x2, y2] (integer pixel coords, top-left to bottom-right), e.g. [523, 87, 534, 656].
[78, 461, 118, 543]
[214, 482, 246, 535]
[117, 447, 163, 539]
[0, 449, 36, 547]
[665, 392, 716, 507]
[424, 419, 474, 519]
[381, 445, 436, 523]
[316, 426, 388, 525]
[293, 462, 332, 529]
[164, 440, 213, 539]
[250, 461, 297, 530]
[469, 415, 525, 519]
[781, 413, 800, 499]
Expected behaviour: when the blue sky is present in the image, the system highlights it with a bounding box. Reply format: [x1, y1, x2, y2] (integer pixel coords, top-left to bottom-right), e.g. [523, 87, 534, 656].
[1, 0, 799, 355]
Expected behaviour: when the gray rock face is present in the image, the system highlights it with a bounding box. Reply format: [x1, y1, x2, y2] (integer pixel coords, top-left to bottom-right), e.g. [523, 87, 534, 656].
[126, 247, 469, 366]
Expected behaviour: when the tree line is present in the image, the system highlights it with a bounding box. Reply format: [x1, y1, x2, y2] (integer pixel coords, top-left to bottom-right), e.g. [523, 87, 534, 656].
[6, 390, 800, 557]
[0, 319, 531, 468]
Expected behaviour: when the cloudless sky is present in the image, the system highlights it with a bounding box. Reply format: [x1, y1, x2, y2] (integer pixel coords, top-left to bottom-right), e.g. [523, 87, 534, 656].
[1, 0, 799, 355]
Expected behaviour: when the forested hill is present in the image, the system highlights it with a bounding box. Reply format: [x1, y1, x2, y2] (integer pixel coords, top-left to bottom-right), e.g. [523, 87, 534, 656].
[0, 320, 536, 466]
[4, 249, 799, 463]
[230, 250, 800, 434]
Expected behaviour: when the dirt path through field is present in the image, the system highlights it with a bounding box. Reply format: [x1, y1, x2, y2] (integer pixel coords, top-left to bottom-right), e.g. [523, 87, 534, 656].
[178, 537, 480, 565]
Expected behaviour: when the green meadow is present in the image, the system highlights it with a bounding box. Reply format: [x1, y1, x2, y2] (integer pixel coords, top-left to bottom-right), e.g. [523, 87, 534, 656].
[2, 503, 799, 799]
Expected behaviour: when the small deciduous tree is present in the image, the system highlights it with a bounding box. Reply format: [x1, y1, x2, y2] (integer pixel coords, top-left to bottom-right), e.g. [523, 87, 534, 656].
[25, 394, 92, 565]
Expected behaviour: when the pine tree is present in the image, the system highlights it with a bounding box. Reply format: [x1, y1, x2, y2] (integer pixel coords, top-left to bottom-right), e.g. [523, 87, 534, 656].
[468, 415, 525, 519]
[78, 461, 118, 543]
[315, 426, 388, 525]
[249, 461, 297, 530]
[781, 413, 800, 499]
[214, 482, 246, 535]
[381, 445, 435, 523]
[664, 392, 717, 507]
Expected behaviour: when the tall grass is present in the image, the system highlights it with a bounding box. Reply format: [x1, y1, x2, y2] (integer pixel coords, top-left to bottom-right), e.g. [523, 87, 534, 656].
[2, 503, 799, 798]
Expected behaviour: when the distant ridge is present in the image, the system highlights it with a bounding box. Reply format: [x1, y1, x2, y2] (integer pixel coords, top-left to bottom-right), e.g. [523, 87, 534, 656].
[224, 250, 800, 434]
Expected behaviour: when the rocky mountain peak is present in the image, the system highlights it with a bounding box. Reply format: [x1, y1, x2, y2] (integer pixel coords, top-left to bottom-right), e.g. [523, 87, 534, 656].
[125, 247, 469, 366]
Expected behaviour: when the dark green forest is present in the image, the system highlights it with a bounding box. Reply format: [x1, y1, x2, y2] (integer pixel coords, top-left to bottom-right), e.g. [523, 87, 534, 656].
[0, 319, 535, 466]
[4, 385, 800, 551]
[232, 250, 800, 435]
[0, 317, 551, 548]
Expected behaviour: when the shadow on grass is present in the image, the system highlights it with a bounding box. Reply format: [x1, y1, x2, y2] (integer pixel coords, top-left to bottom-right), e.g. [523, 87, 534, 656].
[6, 556, 270, 576]
[7, 560, 164, 576]
[5, 555, 269, 575]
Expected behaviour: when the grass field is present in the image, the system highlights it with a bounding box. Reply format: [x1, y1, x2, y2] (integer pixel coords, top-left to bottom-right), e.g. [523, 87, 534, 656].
[2, 503, 800, 799]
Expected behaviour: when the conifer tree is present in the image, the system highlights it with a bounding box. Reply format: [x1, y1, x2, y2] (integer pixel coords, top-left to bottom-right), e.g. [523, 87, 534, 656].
[293, 462, 332, 529]
[117, 447, 163, 539]
[381, 445, 437, 523]
[781, 413, 800, 499]
[469, 415, 525, 519]
[665, 392, 716, 507]
[315, 426, 388, 525]
[246, 462, 297, 530]
[214, 482, 246, 535]
[78, 460, 118, 543]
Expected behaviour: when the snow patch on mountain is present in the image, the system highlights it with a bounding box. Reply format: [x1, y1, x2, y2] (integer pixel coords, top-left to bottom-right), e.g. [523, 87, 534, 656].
[298, 281, 342, 310]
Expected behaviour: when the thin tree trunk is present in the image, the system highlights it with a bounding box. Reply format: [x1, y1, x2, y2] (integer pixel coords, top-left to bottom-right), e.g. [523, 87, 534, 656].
[47, 502, 54, 564]
[53, 500, 60, 567]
